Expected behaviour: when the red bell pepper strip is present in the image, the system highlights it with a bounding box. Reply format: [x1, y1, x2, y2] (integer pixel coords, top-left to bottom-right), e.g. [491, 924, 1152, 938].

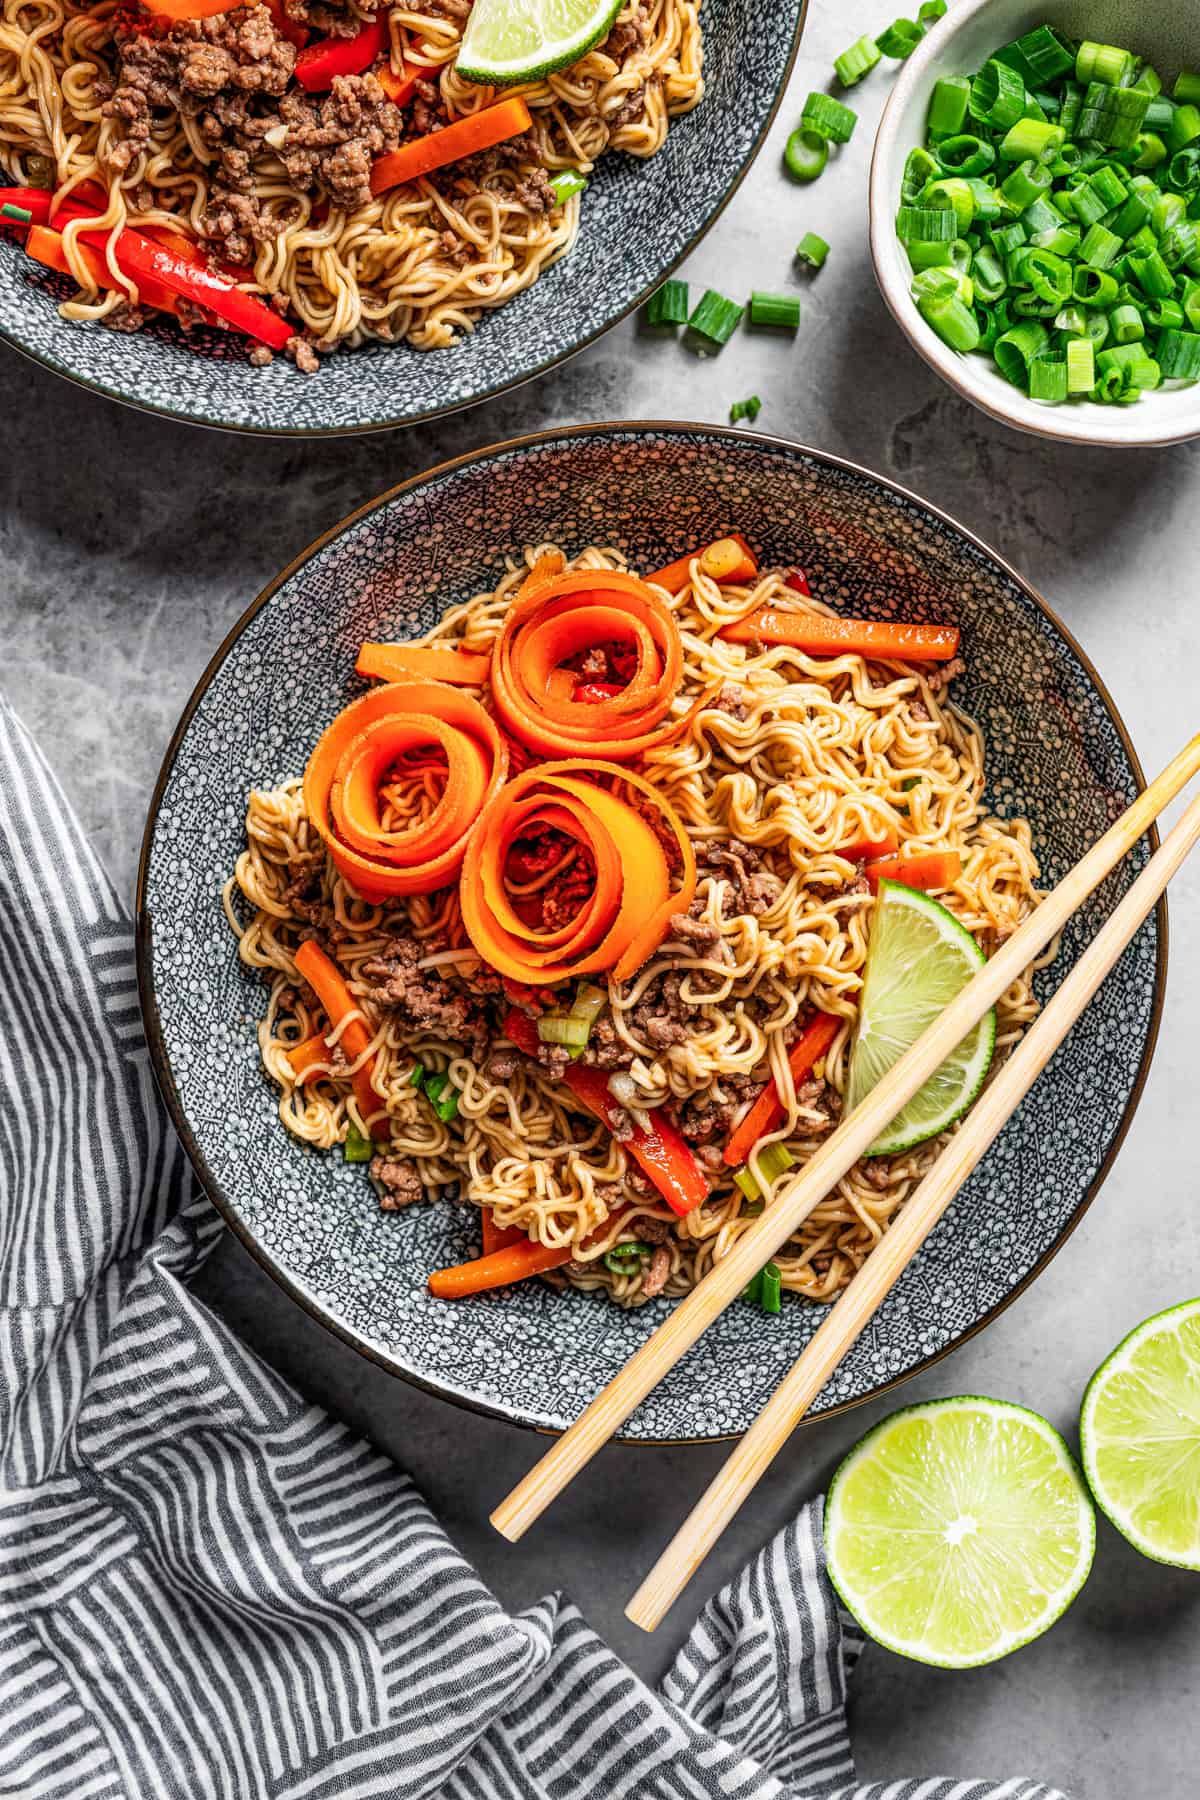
[723, 1012, 841, 1167]
[837, 829, 899, 864]
[481, 1211, 525, 1256]
[295, 15, 388, 91]
[0, 187, 52, 229]
[26, 224, 184, 318]
[864, 852, 961, 892]
[504, 1008, 709, 1217]
[785, 569, 812, 597]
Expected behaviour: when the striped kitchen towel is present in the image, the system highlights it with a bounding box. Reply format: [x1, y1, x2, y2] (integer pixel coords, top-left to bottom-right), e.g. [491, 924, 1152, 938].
[0, 693, 1071, 1800]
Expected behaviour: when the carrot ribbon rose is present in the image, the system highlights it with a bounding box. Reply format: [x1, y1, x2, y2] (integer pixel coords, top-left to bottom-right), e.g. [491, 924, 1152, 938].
[459, 760, 696, 984]
[304, 682, 508, 901]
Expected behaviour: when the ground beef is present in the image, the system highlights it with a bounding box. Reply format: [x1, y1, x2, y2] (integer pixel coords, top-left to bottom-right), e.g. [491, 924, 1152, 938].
[604, 4, 649, 60]
[926, 655, 967, 695]
[283, 858, 336, 931]
[714, 682, 748, 721]
[248, 343, 274, 366]
[699, 840, 783, 918]
[512, 164, 556, 214]
[606, 1105, 635, 1143]
[694, 1144, 725, 1175]
[100, 301, 148, 333]
[438, 227, 474, 268]
[536, 1042, 573, 1081]
[662, 910, 723, 957]
[485, 1048, 517, 1083]
[287, 334, 321, 372]
[908, 699, 930, 723]
[411, 76, 444, 138]
[672, 1091, 740, 1146]
[285, 0, 378, 35]
[634, 1215, 670, 1244]
[359, 935, 489, 1055]
[610, 81, 647, 128]
[580, 1014, 632, 1072]
[371, 1155, 425, 1210]
[641, 1245, 671, 1297]
[628, 970, 694, 1051]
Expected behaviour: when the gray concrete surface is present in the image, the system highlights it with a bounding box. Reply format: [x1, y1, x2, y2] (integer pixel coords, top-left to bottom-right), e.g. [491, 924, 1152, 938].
[3, 4, 1199, 1792]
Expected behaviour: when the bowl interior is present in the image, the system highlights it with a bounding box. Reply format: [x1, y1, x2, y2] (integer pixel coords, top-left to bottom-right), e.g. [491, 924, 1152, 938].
[0, 0, 803, 435]
[138, 426, 1162, 1440]
[871, 0, 1200, 446]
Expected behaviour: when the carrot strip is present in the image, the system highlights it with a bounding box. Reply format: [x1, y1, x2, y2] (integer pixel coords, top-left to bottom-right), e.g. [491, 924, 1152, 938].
[647, 534, 758, 596]
[370, 96, 533, 195]
[140, 0, 239, 16]
[26, 224, 182, 316]
[375, 60, 418, 105]
[292, 941, 387, 1138]
[428, 1238, 570, 1298]
[838, 829, 899, 864]
[865, 853, 962, 892]
[481, 1211, 525, 1255]
[720, 607, 961, 661]
[285, 1031, 331, 1082]
[355, 643, 491, 686]
[723, 1013, 842, 1167]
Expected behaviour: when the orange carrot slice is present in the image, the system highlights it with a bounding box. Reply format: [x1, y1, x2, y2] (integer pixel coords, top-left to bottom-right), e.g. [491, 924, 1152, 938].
[292, 941, 387, 1138]
[720, 608, 961, 661]
[647, 534, 758, 595]
[371, 96, 533, 195]
[355, 643, 492, 687]
[724, 1013, 842, 1168]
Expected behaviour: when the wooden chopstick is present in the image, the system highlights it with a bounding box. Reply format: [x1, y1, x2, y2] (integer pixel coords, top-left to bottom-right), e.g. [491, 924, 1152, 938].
[624, 785, 1200, 1631]
[490, 732, 1200, 1545]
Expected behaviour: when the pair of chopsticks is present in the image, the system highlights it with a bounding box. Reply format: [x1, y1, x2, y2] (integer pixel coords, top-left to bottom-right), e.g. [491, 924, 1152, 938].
[491, 733, 1200, 1630]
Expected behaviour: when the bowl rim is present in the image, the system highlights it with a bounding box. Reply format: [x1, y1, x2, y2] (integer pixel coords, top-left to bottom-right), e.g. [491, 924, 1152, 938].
[867, 0, 1200, 449]
[0, 0, 809, 441]
[135, 419, 1169, 1443]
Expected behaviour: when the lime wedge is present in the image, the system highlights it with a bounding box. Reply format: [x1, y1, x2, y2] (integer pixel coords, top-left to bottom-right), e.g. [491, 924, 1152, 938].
[825, 1397, 1096, 1668]
[457, 0, 626, 85]
[845, 878, 994, 1156]
[1080, 1299, 1200, 1570]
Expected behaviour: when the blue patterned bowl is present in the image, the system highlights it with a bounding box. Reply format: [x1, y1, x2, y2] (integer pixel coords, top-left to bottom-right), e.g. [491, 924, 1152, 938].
[0, 0, 805, 436]
[137, 424, 1165, 1440]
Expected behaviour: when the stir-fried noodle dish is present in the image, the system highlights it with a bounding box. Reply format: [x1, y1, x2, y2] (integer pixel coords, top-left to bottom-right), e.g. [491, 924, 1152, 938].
[224, 533, 1044, 1310]
[0, 0, 702, 368]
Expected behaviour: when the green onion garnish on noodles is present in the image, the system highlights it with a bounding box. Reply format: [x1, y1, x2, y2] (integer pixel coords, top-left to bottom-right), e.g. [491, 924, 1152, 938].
[603, 1242, 650, 1275]
[422, 1070, 460, 1122]
[536, 1012, 593, 1048]
[800, 92, 858, 143]
[734, 1141, 795, 1205]
[0, 203, 32, 224]
[834, 35, 881, 87]
[875, 18, 924, 60]
[547, 169, 587, 204]
[645, 278, 688, 327]
[343, 1123, 373, 1163]
[795, 232, 829, 269]
[759, 1262, 782, 1314]
[749, 292, 801, 330]
[729, 394, 762, 423]
[688, 288, 744, 345]
[408, 1060, 425, 1087]
[784, 127, 828, 183]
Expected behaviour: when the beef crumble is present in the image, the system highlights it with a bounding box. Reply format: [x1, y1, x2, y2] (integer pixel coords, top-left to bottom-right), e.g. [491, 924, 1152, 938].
[699, 839, 783, 918]
[371, 1155, 425, 1209]
[358, 935, 490, 1056]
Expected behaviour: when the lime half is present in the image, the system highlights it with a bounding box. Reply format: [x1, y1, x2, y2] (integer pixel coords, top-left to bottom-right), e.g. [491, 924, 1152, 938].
[825, 1397, 1096, 1668]
[457, 0, 626, 85]
[845, 878, 994, 1156]
[1080, 1299, 1200, 1570]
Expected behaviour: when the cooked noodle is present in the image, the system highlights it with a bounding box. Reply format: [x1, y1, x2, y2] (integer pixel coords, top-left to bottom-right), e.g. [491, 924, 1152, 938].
[0, 0, 702, 359]
[223, 543, 1046, 1308]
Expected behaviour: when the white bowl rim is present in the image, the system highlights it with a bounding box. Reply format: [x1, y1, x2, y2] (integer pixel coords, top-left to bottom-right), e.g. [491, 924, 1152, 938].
[868, 0, 1200, 448]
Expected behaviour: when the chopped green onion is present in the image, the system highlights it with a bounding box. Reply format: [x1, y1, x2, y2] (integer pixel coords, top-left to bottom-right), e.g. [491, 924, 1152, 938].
[1156, 327, 1200, 377]
[834, 35, 881, 88]
[729, 394, 762, 424]
[547, 169, 587, 204]
[1066, 335, 1095, 391]
[1144, 95, 1177, 132]
[784, 126, 828, 183]
[408, 1060, 425, 1088]
[759, 1262, 782, 1314]
[749, 291, 801, 330]
[570, 982, 608, 1026]
[1078, 83, 1151, 150]
[1055, 303, 1088, 333]
[1077, 42, 1134, 88]
[999, 117, 1064, 163]
[1073, 263, 1119, 303]
[970, 60, 1028, 132]
[801, 91, 858, 143]
[0, 203, 32, 224]
[906, 239, 955, 270]
[1169, 103, 1200, 153]
[921, 175, 977, 231]
[897, 204, 958, 243]
[1000, 160, 1053, 208]
[875, 18, 924, 60]
[1079, 222, 1123, 267]
[795, 231, 829, 269]
[1132, 66, 1164, 98]
[1160, 220, 1200, 268]
[735, 1141, 795, 1205]
[537, 1012, 592, 1048]
[989, 221, 1028, 256]
[688, 288, 744, 346]
[1174, 72, 1200, 108]
[646, 279, 688, 327]
[918, 0, 946, 16]
[917, 288, 981, 351]
[1147, 296, 1185, 329]
[936, 133, 996, 176]
[1153, 189, 1187, 233]
[1128, 247, 1176, 296]
[742, 1270, 763, 1306]
[1109, 302, 1145, 341]
[1133, 131, 1168, 170]
[902, 145, 941, 201]
[1029, 356, 1069, 402]
[603, 1242, 650, 1275]
[928, 75, 971, 140]
[421, 1071, 459, 1122]
[993, 318, 1049, 384]
[1167, 148, 1200, 193]
[1182, 277, 1200, 328]
[1009, 25, 1076, 86]
[343, 1123, 373, 1163]
[971, 245, 1007, 302]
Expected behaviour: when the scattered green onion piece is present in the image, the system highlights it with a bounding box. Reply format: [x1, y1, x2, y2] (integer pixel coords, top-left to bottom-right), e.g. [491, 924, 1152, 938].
[688, 288, 744, 345]
[796, 231, 829, 269]
[749, 291, 801, 330]
[422, 1071, 459, 1122]
[1031, 222, 1081, 256]
[784, 126, 828, 183]
[758, 1262, 783, 1314]
[999, 117, 1064, 163]
[801, 91, 858, 143]
[1092, 363, 1129, 401]
[928, 74, 971, 140]
[1109, 302, 1145, 341]
[1133, 131, 1168, 170]
[1066, 335, 1095, 391]
[1001, 159, 1053, 208]
[1012, 25, 1077, 86]
[1022, 194, 1064, 234]
[974, 305, 1001, 352]
[834, 35, 881, 88]
[1174, 72, 1200, 107]
[1078, 83, 1152, 150]
[537, 1012, 592, 1048]
[645, 279, 688, 327]
[902, 145, 940, 201]
[603, 1242, 650, 1274]
[343, 1123, 372, 1163]
[1068, 180, 1109, 227]
[1084, 310, 1111, 348]
[547, 169, 587, 204]
[994, 318, 1049, 383]
[969, 59, 1028, 132]
[729, 394, 763, 424]
[1026, 247, 1073, 302]
[1089, 164, 1129, 208]
[734, 1141, 796, 1205]
[1170, 103, 1200, 153]
[936, 133, 996, 175]
[570, 982, 608, 1026]
[0, 203, 32, 224]
[1058, 81, 1084, 138]
[963, 176, 1005, 220]
[1147, 296, 1185, 329]
[917, 288, 981, 351]
[408, 1060, 425, 1088]
[423, 1071, 448, 1100]
[1079, 222, 1122, 267]
[1127, 223, 1159, 256]
[990, 221, 1028, 256]
[1128, 247, 1176, 297]
[897, 204, 958, 243]
[1076, 42, 1134, 88]
[1029, 356, 1069, 402]
[1156, 327, 1200, 377]
[918, 0, 946, 21]
[1144, 95, 1177, 132]
[742, 1270, 763, 1306]
[875, 18, 924, 59]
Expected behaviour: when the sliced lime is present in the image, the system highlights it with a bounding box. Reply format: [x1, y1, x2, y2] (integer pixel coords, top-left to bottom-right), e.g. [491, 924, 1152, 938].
[1080, 1299, 1200, 1570]
[457, 0, 626, 85]
[825, 1396, 1096, 1669]
[845, 878, 994, 1156]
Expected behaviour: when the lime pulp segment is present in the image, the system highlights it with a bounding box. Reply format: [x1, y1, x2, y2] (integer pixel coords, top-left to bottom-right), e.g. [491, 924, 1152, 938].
[456, 0, 627, 84]
[845, 878, 995, 1156]
[825, 1396, 1096, 1669]
[1080, 1299, 1200, 1570]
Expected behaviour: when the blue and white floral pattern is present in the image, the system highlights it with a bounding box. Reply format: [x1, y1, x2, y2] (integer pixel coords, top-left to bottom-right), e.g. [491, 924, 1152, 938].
[0, 0, 804, 435]
[139, 427, 1164, 1439]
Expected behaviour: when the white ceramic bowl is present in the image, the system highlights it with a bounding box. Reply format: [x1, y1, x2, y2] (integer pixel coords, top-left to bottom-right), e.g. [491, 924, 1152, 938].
[869, 0, 1200, 446]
